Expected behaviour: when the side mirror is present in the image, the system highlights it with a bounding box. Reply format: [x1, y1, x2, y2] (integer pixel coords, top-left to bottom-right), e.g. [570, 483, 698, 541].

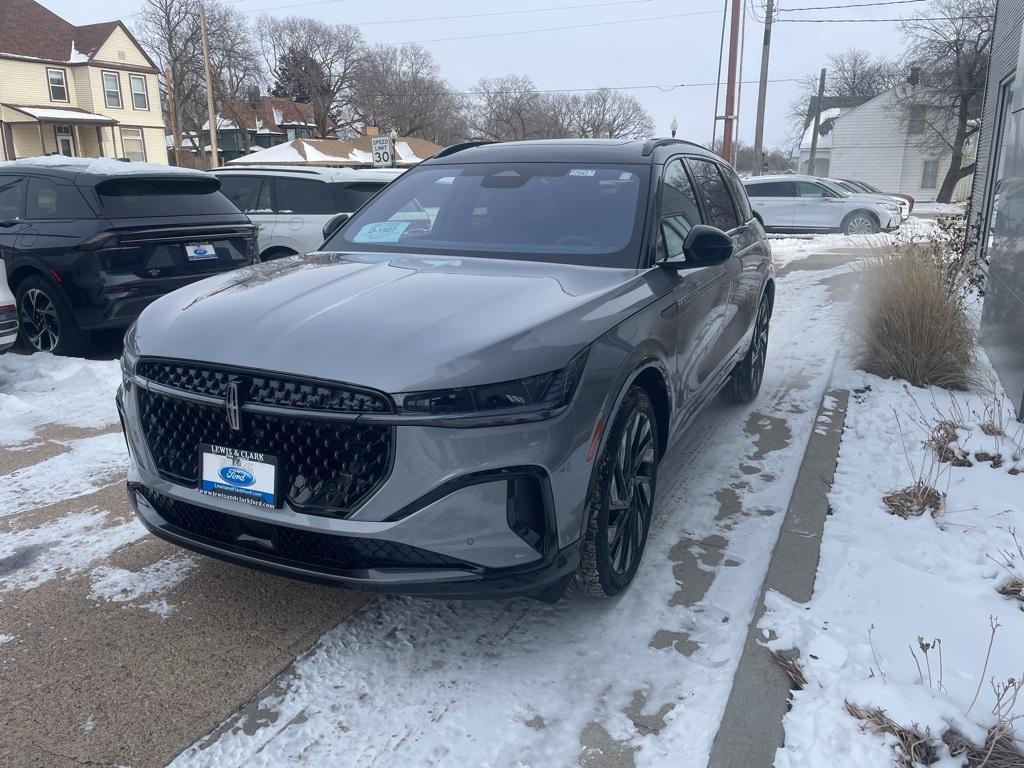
[664, 225, 733, 269]
[322, 212, 350, 241]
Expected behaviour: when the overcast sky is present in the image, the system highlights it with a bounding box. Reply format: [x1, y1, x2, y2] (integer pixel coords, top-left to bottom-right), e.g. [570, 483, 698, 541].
[45, 0, 909, 159]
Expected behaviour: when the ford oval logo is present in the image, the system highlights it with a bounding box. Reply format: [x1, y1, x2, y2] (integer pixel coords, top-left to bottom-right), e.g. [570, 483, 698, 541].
[219, 466, 255, 487]
[194, 247, 209, 256]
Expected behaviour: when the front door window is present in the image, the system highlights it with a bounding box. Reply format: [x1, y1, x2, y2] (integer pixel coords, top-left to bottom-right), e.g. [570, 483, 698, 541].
[55, 125, 75, 156]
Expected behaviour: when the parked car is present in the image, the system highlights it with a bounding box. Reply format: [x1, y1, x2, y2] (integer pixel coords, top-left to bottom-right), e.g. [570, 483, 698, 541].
[119, 138, 775, 602]
[836, 178, 914, 213]
[743, 174, 902, 234]
[211, 166, 403, 261]
[0, 255, 16, 353]
[828, 178, 910, 219]
[0, 158, 257, 356]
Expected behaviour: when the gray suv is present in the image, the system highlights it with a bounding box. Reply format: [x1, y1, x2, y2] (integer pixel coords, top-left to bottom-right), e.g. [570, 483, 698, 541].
[743, 174, 902, 234]
[119, 138, 774, 601]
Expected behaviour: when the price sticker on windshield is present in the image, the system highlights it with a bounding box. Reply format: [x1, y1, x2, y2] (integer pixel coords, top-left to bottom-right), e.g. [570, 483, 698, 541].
[353, 221, 410, 243]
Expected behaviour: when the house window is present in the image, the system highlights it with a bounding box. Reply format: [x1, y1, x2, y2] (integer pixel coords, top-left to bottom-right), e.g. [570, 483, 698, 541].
[47, 68, 68, 102]
[908, 105, 927, 134]
[121, 127, 146, 161]
[921, 160, 940, 189]
[55, 125, 75, 156]
[286, 127, 297, 141]
[129, 75, 148, 110]
[103, 72, 123, 109]
[983, 78, 1016, 258]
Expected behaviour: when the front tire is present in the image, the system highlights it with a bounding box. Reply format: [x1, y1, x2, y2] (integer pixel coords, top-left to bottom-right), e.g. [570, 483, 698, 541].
[842, 210, 879, 235]
[722, 296, 770, 403]
[16, 276, 90, 356]
[573, 386, 659, 598]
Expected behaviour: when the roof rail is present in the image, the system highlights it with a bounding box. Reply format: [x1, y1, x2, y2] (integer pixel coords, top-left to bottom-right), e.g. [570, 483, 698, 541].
[640, 138, 707, 157]
[431, 140, 496, 159]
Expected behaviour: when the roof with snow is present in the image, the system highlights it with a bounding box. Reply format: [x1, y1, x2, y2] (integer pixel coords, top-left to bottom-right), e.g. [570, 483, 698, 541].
[3, 105, 116, 124]
[227, 137, 442, 167]
[0, 0, 156, 70]
[799, 107, 842, 151]
[203, 98, 330, 135]
[802, 95, 873, 128]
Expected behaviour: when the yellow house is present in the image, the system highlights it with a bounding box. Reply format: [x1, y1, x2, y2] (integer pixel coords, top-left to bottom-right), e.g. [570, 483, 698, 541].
[0, 0, 166, 164]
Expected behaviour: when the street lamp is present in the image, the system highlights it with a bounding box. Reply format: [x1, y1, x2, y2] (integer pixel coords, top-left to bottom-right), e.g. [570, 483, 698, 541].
[670, 118, 678, 138]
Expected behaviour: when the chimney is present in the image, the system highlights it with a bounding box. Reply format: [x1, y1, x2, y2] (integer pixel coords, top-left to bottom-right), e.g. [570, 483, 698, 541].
[907, 66, 921, 86]
[363, 126, 380, 137]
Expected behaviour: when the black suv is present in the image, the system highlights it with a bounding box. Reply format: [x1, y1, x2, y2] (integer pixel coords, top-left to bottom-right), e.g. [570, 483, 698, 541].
[0, 162, 257, 356]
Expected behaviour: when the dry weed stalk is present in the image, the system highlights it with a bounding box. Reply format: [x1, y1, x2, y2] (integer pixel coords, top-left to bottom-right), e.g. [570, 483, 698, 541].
[769, 650, 807, 689]
[989, 529, 1024, 608]
[845, 702, 940, 767]
[883, 411, 948, 517]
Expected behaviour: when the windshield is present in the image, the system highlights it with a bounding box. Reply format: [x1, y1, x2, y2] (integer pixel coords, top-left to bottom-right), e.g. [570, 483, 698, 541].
[324, 162, 650, 268]
[817, 179, 851, 198]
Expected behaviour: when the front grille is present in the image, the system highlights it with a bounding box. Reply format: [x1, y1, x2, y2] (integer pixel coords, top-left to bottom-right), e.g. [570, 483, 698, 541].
[135, 359, 392, 413]
[134, 486, 465, 572]
[135, 360, 393, 516]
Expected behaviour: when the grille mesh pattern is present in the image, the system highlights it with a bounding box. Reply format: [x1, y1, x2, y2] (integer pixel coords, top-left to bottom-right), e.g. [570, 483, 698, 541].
[136, 389, 392, 516]
[135, 359, 392, 414]
[136, 486, 463, 571]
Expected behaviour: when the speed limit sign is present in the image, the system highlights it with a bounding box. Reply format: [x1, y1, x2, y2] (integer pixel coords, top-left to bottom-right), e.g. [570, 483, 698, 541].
[371, 136, 394, 167]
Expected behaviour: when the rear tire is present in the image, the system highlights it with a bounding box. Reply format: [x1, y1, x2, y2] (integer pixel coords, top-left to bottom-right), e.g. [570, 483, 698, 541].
[722, 296, 770, 404]
[16, 276, 90, 356]
[573, 386, 659, 598]
[842, 210, 878, 235]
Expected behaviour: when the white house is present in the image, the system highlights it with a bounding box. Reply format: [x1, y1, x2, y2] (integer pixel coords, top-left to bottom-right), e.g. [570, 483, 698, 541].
[798, 87, 973, 202]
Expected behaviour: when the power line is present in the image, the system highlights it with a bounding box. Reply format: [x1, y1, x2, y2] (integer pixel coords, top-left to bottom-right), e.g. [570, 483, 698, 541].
[402, 9, 725, 43]
[779, 0, 926, 10]
[238, 0, 655, 19]
[776, 14, 993, 21]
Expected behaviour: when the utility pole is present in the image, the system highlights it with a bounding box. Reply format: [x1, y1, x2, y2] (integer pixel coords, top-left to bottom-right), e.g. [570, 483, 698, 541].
[199, 0, 219, 169]
[165, 68, 182, 167]
[806, 68, 826, 175]
[720, 0, 743, 164]
[751, 0, 775, 175]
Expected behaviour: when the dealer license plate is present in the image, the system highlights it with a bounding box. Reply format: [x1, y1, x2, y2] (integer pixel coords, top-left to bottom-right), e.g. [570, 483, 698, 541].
[199, 444, 278, 509]
[185, 242, 218, 261]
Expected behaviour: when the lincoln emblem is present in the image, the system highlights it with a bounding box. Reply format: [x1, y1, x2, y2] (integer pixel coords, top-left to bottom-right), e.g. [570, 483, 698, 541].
[225, 381, 242, 431]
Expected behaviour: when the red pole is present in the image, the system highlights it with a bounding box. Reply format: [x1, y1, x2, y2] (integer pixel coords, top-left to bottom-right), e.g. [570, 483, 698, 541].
[721, 0, 742, 164]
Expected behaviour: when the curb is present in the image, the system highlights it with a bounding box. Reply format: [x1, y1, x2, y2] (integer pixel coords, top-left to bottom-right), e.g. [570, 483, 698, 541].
[707, 386, 850, 768]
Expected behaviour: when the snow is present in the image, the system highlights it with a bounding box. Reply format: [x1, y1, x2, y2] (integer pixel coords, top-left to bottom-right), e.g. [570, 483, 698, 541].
[395, 141, 421, 162]
[346, 148, 373, 164]
[226, 142, 306, 164]
[0, 634, 14, 645]
[0, 155, 202, 176]
[800, 108, 842, 150]
[913, 202, 968, 216]
[762, 356, 1024, 765]
[0, 507, 145, 592]
[88, 554, 197, 617]
[273, 108, 284, 126]
[0, 353, 122, 446]
[768, 217, 940, 270]
[69, 43, 89, 63]
[9, 107, 114, 123]
[0, 432, 128, 518]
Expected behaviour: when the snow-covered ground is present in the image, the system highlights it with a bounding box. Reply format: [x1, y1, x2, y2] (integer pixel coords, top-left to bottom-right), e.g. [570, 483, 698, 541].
[913, 202, 968, 217]
[768, 217, 939, 271]
[762, 350, 1024, 765]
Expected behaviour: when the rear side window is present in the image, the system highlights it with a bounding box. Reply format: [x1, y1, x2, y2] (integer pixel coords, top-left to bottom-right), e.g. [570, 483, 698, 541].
[274, 178, 335, 215]
[746, 181, 796, 197]
[797, 181, 830, 198]
[96, 177, 238, 218]
[332, 182, 386, 212]
[217, 175, 267, 213]
[719, 166, 753, 222]
[26, 177, 93, 219]
[658, 159, 701, 259]
[687, 159, 740, 231]
[0, 175, 25, 221]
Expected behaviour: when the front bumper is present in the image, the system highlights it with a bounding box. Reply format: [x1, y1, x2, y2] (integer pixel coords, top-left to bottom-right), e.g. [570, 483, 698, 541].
[117, 368, 598, 600]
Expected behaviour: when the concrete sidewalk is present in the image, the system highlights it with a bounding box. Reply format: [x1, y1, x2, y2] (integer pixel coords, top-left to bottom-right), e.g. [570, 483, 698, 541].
[707, 386, 850, 768]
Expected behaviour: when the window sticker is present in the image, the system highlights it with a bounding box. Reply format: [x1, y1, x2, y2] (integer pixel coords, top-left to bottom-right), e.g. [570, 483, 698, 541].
[569, 169, 597, 177]
[619, 172, 636, 181]
[353, 221, 410, 243]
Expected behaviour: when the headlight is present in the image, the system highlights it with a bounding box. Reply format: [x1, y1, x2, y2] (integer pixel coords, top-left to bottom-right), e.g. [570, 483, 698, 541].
[121, 321, 140, 379]
[882, 202, 900, 213]
[400, 348, 589, 415]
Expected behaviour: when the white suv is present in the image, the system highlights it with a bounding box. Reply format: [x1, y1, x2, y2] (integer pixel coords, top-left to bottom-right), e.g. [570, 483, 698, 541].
[212, 166, 404, 260]
[743, 174, 902, 235]
[0, 255, 17, 353]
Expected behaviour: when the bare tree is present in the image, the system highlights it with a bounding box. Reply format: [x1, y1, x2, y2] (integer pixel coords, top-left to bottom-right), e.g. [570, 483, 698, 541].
[560, 89, 654, 139]
[350, 43, 468, 143]
[206, 3, 262, 154]
[257, 15, 364, 137]
[899, 0, 995, 202]
[470, 75, 551, 141]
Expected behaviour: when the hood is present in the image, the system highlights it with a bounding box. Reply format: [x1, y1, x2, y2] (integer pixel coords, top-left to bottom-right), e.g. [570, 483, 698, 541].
[846, 193, 901, 208]
[135, 251, 662, 392]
